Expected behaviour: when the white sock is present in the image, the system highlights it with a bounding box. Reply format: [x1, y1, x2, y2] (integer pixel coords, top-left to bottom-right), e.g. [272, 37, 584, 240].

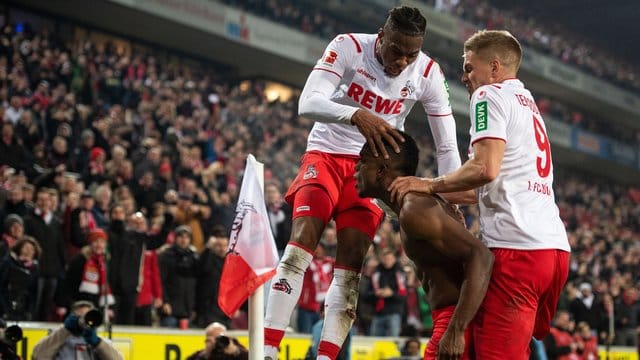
[265, 244, 313, 331]
[319, 268, 361, 347]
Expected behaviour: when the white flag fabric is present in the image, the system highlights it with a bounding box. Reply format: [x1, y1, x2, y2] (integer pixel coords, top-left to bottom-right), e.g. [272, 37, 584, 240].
[218, 154, 279, 316]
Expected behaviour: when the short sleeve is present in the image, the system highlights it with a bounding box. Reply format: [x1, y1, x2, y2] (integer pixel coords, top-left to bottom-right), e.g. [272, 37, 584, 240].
[469, 86, 508, 145]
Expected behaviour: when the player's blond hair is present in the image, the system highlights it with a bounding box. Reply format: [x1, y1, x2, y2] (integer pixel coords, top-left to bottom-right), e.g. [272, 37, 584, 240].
[464, 30, 522, 72]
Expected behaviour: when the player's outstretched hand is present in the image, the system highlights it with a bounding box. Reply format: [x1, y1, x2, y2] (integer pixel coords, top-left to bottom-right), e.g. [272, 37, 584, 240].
[388, 176, 432, 203]
[437, 329, 465, 360]
[350, 109, 404, 159]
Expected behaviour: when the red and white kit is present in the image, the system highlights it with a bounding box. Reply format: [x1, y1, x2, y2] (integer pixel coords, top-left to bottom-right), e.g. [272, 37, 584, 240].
[467, 79, 570, 359]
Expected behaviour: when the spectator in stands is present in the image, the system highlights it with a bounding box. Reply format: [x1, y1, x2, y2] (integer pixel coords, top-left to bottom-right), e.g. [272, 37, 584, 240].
[543, 310, 579, 360]
[134, 249, 163, 326]
[1, 185, 30, 221]
[158, 225, 198, 328]
[265, 181, 292, 257]
[399, 337, 422, 358]
[69, 190, 98, 250]
[367, 249, 408, 337]
[172, 192, 207, 253]
[186, 322, 228, 360]
[24, 187, 65, 321]
[614, 287, 639, 346]
[60, 228, 114, 311]
[0, 122, 26, 172]
[0, 236, 41, 320]
[92, 184, 112, 228]
[195, 229, 230, 328]
[573, 321, 598, 360]
[0, 214, 24, 260]
[108, 209, 172, 325]
[569, 283, 601, 334]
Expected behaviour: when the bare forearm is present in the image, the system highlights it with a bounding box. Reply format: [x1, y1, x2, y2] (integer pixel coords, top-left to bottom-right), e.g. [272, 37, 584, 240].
[439, 190, 477, 205]
[431, 158, 493, 194]
[448, 250, 493, 332]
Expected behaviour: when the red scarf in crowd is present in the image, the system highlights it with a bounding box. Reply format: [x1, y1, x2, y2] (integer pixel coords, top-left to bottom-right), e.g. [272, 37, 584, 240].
[79, 254, 114, 305]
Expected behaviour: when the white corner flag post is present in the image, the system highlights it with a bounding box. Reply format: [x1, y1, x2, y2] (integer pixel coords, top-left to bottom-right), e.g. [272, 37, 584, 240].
[248, 154, 266, 360]
[219, 154, 277, 359]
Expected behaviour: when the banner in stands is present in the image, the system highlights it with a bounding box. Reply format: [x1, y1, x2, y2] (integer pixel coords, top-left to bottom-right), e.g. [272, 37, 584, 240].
[609, 140, 638, 168]
[13, 325, 638, 360]
[546, 118, 572, 148]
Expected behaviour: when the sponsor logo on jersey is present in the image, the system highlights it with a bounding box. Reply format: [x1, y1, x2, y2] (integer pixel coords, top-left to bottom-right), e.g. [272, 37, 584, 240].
[272, 279, 292, 294]
[335, 35, 345, 42]
[322, 50, 338, 66]
[477, 90, 486, 100]
[400, 80, 415, 97]
[347, 82, 404, 115]
[443, 78, 451, 106]
[357, 68, 377, 82]
[296, 205, 311, 212]
[475, 101, 488, 131]
[303, 165, 318, 180]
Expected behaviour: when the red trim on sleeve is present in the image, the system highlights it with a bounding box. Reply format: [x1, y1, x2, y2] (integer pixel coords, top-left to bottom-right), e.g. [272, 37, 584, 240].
[490, 84, 502, 89]
[423, 59, 435, 78]
[471, 136, 506, 146]
[427, 113, 453, 117]
[312, 67, 342, 79]
[347, 33, 362, 53]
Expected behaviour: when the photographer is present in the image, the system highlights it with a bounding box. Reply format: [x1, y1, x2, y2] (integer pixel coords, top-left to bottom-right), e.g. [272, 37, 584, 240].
[186, 322, 247, 360]
[0, 319, 21, 360]
[32, 300, 123, 360]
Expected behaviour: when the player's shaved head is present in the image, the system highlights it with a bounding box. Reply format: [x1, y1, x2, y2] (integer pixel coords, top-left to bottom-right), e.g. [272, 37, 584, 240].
[384, 6, 427, 37]
[464, 30, 522, 72]
[361, 130, 419, 177]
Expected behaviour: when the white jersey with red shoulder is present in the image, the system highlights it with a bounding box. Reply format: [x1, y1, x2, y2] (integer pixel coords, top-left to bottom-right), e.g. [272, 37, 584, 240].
[468, 79, 570, 251]
[306, 33, 453, 156]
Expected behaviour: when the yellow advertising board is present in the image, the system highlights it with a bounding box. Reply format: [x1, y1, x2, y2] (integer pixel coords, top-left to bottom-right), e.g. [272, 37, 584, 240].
[11, 324, 638, 360]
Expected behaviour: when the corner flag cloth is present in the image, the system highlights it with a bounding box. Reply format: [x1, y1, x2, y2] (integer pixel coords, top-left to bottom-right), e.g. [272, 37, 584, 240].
[218, 154, 279, 318]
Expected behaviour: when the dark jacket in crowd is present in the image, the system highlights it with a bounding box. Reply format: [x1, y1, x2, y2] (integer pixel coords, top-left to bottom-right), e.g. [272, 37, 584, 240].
[569, 297, 601, 331]
[23, 212, 65, 278]
[159, 245, 198, 318]
[367, 262, 408, 316]
[195, 247, 228, 328]
[107, 215, 172, 296]
[0, 253, 39, 320]
[0, 137, 27, 171]
[267, 202, 292, 253]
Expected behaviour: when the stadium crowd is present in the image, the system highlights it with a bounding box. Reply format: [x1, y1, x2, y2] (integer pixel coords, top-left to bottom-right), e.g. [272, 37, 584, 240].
[0, 11, 638, 357]
[220, 0, 640, 94]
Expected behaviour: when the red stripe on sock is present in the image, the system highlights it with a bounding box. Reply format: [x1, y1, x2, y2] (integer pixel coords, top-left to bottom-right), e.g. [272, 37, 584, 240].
[334, 264, 361, 273]
[289, 242, 315, 255]
[318, 340, 341, 359]
[265, 327, 286, 348]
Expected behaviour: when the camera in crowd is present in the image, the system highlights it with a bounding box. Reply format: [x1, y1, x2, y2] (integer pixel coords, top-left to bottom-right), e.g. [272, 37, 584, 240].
[0, 319, 22, 360]
[78, 309, 103, 329]
[209, 335, 248, 360]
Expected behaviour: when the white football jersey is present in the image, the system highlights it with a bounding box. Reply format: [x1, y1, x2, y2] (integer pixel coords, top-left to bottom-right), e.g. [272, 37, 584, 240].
[468, 79, 570, 251]
[305, 34, 454, 160]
